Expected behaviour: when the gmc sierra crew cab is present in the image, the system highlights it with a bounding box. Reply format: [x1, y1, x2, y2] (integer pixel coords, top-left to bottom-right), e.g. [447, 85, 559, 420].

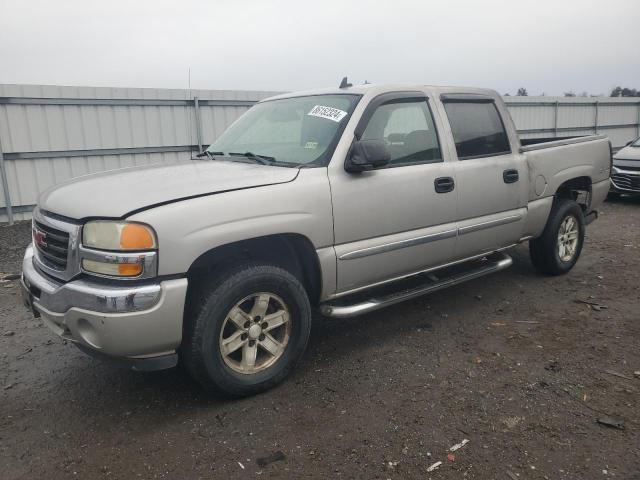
[21, 83, 612, 396]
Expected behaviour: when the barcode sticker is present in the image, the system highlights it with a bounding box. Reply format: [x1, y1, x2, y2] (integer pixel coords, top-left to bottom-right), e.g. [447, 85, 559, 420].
[307, 105, 348, 122]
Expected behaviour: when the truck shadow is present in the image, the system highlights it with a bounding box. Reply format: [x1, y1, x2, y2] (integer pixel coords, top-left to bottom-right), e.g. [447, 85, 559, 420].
[10, 242, 552, 439]
[36, 245, 537, 397]
[2, 241, 547, 478]
[306, 244, 537, 364]
[605, 194, 640, 205]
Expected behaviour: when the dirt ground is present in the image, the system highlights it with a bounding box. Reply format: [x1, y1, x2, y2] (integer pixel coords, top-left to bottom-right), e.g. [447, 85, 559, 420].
[1, 198, 639, 480]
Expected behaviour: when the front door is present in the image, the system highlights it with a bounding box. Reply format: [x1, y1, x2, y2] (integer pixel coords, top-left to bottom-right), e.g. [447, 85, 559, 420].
[329, 92, 458, 294]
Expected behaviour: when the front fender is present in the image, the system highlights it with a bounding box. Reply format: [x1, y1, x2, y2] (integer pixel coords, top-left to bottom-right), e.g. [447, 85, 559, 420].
[127, 168, 334, 277]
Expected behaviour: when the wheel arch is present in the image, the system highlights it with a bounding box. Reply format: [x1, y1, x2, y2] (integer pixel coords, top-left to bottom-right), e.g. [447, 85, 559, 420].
[186, 233, 323, 306]
[554, 176, 592, 212]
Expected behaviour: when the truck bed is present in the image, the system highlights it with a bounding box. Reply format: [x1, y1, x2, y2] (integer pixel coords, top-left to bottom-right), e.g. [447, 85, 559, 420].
[520, 135, 609, 152]
[521, 134, 611, 206]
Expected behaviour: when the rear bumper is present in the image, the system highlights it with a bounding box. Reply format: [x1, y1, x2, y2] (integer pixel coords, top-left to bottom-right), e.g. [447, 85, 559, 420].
[21, 244, 188, 369]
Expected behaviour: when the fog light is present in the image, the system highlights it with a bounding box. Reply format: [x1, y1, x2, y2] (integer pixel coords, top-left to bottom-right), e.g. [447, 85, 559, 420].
[76, 318, 101, 349]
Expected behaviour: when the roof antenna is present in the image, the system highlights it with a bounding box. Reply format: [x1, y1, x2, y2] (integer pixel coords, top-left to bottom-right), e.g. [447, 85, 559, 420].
[339, 76, 352, 89]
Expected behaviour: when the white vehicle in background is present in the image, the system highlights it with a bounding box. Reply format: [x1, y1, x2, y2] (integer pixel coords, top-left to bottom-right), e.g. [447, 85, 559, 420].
[609, 137, 640, 197]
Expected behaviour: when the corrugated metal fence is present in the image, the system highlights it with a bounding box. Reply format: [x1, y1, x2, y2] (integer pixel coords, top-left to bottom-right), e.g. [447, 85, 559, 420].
[506, 96, 640, 147]
[0, 84, 280, 223]
[1, 84, 639, 223]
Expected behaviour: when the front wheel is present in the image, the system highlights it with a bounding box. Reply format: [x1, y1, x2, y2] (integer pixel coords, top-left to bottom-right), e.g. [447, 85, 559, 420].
[182, 263, 312, 396]
[529, 199, 585, 275]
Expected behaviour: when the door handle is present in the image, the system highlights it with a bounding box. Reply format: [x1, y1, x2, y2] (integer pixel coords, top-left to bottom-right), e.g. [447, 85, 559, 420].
[434, 176, 455, 193]
[503, 169, 519, 184]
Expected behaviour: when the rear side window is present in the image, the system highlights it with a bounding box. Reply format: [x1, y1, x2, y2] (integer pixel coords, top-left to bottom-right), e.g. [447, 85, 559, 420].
[443, 102, 511, 159]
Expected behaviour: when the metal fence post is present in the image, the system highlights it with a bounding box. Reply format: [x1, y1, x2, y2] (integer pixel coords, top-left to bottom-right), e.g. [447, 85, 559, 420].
[193, 96, 203, 154]
[0, 135, 14, 225]
[637, 102, 640, 138]
[594, 101, 599, 135]
[553, 101, 559, 137]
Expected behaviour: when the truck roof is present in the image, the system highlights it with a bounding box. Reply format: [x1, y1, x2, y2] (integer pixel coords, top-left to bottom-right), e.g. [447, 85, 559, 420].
[262, 83, 502, 102]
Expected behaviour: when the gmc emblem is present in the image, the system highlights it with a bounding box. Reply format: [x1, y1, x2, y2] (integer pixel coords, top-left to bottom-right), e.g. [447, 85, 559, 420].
[33, 227, 47, 248]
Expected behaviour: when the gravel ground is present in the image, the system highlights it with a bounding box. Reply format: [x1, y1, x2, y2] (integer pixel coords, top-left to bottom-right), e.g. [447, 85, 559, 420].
[1, 198, 639, 480]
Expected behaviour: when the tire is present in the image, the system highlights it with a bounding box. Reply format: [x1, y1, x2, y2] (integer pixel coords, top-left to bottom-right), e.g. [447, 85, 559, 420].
[182, 263, 312, 396]
[529, 199, 585, 276]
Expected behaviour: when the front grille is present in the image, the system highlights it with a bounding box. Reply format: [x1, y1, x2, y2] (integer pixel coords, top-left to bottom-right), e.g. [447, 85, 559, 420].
[612, 173, 640, 192]
[33, 220, 70, 270]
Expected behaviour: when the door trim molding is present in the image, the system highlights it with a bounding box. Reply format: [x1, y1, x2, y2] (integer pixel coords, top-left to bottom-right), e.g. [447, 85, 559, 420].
[338, 228, 457, 260]
[458, 214, 523, 236]
[338, 214, 523, 260]
[338, 212, 524, 261]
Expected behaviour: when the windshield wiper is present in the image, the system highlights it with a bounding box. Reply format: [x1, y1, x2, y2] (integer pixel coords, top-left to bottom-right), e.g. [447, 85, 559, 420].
[195, 150, 223, 159]
[228, 152, 276, 164]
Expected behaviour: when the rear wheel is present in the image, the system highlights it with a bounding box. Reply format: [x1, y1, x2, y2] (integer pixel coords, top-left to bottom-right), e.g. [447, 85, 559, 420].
[183, 263, 312, 396]
[529, 199, 585, 275]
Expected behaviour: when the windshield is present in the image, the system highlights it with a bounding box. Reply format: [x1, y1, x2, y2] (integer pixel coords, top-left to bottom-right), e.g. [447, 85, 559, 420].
[205, 94, 360, 167]
[632, 137, 640, 147]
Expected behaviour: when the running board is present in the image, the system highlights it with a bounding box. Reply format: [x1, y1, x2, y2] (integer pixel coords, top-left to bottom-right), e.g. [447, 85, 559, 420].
[320, 252, 513, 318]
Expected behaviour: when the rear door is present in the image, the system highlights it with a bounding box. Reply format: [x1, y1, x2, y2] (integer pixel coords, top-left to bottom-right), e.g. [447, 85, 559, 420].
[328, 92, 458, 294]
[438, 94, 528, 259]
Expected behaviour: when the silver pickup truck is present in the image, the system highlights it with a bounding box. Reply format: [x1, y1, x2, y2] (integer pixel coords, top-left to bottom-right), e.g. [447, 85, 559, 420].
[21, 83, 611, 396]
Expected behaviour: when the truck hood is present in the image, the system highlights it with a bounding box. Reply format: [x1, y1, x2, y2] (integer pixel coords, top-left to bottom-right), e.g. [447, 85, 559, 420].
[39, 160, 300, 220]
[613, 145, 640, 167]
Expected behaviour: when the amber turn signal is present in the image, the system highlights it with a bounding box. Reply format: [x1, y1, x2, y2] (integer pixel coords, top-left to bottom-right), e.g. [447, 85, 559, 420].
[118, 263, 143, 276]
[83, 259, 143, 277]
[120, 224, 155, 250]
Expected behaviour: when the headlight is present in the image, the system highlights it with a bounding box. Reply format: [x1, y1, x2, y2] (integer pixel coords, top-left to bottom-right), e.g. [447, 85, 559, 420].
[83, 221, 156, 250]
[81, 221, 157, 278]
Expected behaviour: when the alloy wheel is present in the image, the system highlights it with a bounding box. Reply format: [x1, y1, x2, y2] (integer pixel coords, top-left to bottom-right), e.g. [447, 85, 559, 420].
[219, 292, 291, 374]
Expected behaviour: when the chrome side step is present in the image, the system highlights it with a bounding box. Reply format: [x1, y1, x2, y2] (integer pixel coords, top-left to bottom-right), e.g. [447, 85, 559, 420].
[320, 252, 513, 318]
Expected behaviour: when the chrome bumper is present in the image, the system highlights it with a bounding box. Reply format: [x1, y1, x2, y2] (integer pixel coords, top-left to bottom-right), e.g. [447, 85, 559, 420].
[21, 244, 188, 366]
[23, 245, 162, 313]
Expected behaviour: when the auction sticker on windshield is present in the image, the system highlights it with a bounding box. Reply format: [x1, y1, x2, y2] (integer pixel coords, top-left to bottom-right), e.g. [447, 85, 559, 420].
[307, 105, 348, 122]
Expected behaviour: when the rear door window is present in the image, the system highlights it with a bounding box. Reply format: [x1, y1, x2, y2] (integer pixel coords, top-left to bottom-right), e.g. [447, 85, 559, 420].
[443, 102, 511, 159]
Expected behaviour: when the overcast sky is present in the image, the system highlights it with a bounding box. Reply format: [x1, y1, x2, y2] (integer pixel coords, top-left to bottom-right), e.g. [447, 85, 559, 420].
[0, 0, 638, 96]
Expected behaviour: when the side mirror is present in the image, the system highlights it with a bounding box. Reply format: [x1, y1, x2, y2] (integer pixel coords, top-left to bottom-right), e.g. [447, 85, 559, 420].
[345, 139, 391, 173]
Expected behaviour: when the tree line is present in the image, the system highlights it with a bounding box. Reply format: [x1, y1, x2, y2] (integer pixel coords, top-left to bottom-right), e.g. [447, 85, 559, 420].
[504, 87, 640, 97]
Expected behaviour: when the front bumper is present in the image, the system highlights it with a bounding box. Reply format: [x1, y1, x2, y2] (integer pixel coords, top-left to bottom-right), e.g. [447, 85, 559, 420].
[610, 165, 640, 194]
[21, 244, 188, 370]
